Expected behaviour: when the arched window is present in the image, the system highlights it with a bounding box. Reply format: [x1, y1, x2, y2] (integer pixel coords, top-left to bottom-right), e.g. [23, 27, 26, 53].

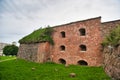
[79, 28, 86, 36]
[80, 45, 87, 51]
[77, 60, 88, 66]
[47, 58, 51, 62]
[60, 45, 65, 51]
[59, 58, 66, 64]
[61, 31, 66, 38]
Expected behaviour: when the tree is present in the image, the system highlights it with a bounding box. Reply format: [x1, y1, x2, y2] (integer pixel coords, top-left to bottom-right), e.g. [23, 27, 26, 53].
[3, 45, 18, 56]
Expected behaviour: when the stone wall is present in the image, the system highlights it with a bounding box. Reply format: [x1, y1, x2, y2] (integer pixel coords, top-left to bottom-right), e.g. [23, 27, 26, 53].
[103, 45, 120, 80]
[18, 42, 51, 63]
[51, 17, 103, 66]
[18, 43, 39, 62]
[101, 20, 120, 80]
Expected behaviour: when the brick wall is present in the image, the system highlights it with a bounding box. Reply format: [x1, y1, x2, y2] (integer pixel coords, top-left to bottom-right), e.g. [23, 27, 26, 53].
[37, 42, 51, 62]
[51, 17, 103, 66]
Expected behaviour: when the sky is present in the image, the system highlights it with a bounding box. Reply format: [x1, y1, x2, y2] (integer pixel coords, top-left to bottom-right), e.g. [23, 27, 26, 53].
[0, 0, 120, 45]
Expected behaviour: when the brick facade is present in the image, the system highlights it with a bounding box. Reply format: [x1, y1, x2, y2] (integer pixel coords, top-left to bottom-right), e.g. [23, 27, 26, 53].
[51, 17, 102, 66]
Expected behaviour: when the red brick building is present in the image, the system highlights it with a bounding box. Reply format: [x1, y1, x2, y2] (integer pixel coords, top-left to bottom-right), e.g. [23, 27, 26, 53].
[18, 17, 120, 66]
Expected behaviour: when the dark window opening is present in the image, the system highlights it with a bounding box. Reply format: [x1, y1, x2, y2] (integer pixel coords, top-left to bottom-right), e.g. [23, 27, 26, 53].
[61, 31, 66, 38]
[59, 58, 66, 64]
[77, 60, 88, 66]
[80, 45, 87, 51]
[79, 28, 86, 36]
[60, 45, 65, 51]
[47, 58, 51, 62]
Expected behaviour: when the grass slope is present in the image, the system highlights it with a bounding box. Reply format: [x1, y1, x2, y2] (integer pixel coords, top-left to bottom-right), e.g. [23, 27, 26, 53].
[19, 27, 54, 44]
[0, 59, 110, 80]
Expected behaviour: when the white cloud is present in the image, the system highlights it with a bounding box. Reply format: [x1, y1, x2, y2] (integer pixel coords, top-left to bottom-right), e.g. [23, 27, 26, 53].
[0, 0, 120, 44]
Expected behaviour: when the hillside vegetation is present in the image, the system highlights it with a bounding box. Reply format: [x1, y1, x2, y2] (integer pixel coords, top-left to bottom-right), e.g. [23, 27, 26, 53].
[19, 26, 54, 45]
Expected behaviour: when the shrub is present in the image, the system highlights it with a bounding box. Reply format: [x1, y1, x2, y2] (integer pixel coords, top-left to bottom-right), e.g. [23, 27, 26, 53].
[102, 25, 120, 47]
[3, 45, 18, 56]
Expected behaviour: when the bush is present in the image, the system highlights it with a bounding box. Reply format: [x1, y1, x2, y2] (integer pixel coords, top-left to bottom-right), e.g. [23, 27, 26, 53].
[102, 25, 120, 47]
[3, 45, 18, 56]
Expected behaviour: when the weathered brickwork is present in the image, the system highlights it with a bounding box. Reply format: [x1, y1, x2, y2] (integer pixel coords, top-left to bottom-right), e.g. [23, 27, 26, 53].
[51, 17, 103, 66]
[103, 46, 120, 80]
[37, 42, 51, 63]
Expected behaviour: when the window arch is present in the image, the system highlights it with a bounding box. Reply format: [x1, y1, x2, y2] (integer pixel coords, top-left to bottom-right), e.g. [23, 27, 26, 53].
[61, 31, 66, 38]
[77, 60, 88, 66]
[60, 45, 65, 51]
[79, 28, 86, 36]
[59, 58, 66, 64]
[79, 45, 87, 51]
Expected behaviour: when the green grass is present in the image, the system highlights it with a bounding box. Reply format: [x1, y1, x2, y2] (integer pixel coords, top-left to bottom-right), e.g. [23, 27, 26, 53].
[0, 56, 16, 61]
[0, 59, 111, 80]
[19, 27, 54, 44]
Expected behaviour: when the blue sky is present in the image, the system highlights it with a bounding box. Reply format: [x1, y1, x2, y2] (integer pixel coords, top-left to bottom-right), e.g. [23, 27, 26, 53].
[0, 0, 120, 45]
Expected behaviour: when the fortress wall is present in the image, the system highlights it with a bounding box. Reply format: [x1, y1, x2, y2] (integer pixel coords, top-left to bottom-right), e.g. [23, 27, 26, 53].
[103, 45, 120, 80]
[18, 43, 39, 62]
[51, 17, 103, 66]
[101, 20, 120, 80]
[18, 42, 51, 63]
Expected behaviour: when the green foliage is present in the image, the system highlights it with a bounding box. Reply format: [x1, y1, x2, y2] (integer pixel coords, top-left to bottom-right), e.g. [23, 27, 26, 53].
[19, 26, 54, 45]
[3, 45, 18, 56]
[0, 59, 111, 80]
[102, 25, 120, 47]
